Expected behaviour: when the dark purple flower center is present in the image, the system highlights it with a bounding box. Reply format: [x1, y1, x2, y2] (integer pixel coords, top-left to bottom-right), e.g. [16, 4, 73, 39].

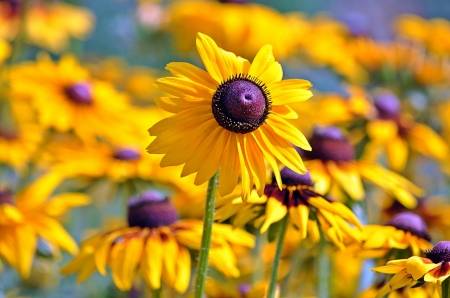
[212, 75, 271, 134]
[0, 189, 13, 205]
[385, 212, 430, 241]
[238, 283, 251, 296]
[374, 93, 401, 120]
[127, 191, 179, 228]
[426, 241, 450, 263]
[113, 148, 141, 161]
[277, 167, 314, 187]
[64, 83, 93, 105]
[300, 126, 355, 161]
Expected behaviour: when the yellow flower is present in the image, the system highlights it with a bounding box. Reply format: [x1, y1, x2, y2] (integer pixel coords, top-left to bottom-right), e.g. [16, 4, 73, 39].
[0, 173, 90, 279]
[61, 191, 254, 293]
[301, 126, 423, 208]
[165, 1, 297, 60]
[25, 2, 94, 53]
[359, 282, 439, 298]
[362, 92, 448, 172]
[372, 241, 450, 297]
[11, 54, 130, 143]
[147, 33, 312, 200]
[216, 167, 362, 250]
[349, 212, 433, 258]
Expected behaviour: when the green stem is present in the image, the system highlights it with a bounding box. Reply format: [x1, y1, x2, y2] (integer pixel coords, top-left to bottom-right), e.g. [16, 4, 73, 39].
[317, 232, 330, 298]
[150, 287, 161, 298]
[267, 215, 289, 298]
[442, 278, 450, 298]
[194, 171, 219, 298]
[251, 228, 265, 284]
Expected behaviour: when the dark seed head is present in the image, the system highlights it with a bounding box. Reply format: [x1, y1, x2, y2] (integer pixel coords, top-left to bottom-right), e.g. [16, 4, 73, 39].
[0, 189, 13, 205]
[212, 75, 271, 134]
[278, 167, 314, 187]
[64, 83, 93, 105]
[374, 93, 401, 120]
[426, 241, 450, 263]
[300, 126, 355, 161]
[113, 148, 141, 161]
[386, 212, 430, 241]
[127, 191, 179, 229]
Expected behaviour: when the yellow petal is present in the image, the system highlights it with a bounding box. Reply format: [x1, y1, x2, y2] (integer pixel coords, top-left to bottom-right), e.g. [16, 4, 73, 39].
[405, 256, 440, 280]
[386, 136, 409, 172]
[218, 133, 240, 197]
[326, 161, 365, 200]
[155, 77, 214, 99]
[141, 231, 163, 289]
[165, 62, 218, 89]
[196, 32, 230, 83]
[248, 45, 275, 78]
[260, 199, 287, 233]
[266, 115, 311, 150]
[174, 244, 191, 293]
[40, 193, 90, 217]
[289, 205, 309, 238]
[269, 79, 313, 106]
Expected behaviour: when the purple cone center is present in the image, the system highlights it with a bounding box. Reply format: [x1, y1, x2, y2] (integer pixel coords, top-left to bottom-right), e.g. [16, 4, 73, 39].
[374, 93, 401, 120]
[386, 212, 430, 241]
[127, 191, 179, 228]
[426, 241, 450, 263]
[222, 80, 266, 123]
[300, 126, 355, 161]
[0, 190, 13, 205]
[278, 167, 314, 187]
[64, 83, 93, 105]
[113, 148, 141, 161]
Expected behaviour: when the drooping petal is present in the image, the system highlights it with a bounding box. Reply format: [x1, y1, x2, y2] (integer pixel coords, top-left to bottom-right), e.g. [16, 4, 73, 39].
[141, 230, 163, 290]
[218, 134, 240, 197]
[260, 198, 287, 233]
[173, 244, 191, 293]
[289, 204, 309, 239]
[266, 114, 311, 150]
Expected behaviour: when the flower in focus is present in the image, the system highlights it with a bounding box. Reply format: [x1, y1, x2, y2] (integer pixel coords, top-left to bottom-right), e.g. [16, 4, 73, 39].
[349, 212, 433, 258]
[11, 54, 130, 143]
[300, 126, 423, 207]
[371, 241, 450, 297]
[216, 167, 362, 250]
[362, 92, 448, 172]
[61, 191, 254, 293]
[0, 173, 90, 279]
[164, 1, 298, 60]
[147, 33, 312, 200]
[25, 2, 94, 53]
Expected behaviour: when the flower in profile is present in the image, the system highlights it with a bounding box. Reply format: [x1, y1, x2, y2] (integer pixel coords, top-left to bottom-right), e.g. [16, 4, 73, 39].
[11, 54, 130, 143]
[350, 212, 433, 258]
[61, 191, 254, 293]
[371, 241, 450, 297]
[147, 33, 312, 200]
[362, 92, 448, 172]
[216, 167, 362, 250]
[300, 126, 423, 208]
[0, 173, 90, 279]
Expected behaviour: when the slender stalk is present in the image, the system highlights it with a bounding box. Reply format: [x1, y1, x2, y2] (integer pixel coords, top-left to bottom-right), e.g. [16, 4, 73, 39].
[442, 278, 450, 298]
[251, 228, 265, 284]
[150, 287, 161, 298]
[194, 171, 219, 298]
[317, 232, 330, 298]
[267, 215, 289, 298]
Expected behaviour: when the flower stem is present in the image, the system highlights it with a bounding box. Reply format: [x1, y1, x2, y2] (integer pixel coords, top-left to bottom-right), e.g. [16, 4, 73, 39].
[317, 231, 330, 298]
[150, 287, 161, 298]
[194, 171, 219, 298]
[267, 215, 289, 298]
[443, 278, 450, 298]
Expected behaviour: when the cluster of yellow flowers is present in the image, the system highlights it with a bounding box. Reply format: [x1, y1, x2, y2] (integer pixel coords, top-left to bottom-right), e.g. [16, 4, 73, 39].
[2, 1, 450, 297]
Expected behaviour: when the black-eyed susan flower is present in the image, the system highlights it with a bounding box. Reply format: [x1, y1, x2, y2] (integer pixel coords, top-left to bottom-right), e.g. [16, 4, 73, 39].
[0, 173, 90, 279]
[165, 1, 297, 60]
[61, 191, 254, 293]
[351, 212, 433, 258]
[147, 33, 312, 200]
[362, 92, 448, 172]
[371, 241, 450, 297]
[25, 2, 94, 53]
[300, 126, 423, 208]
[216, 167, 362, 250]
[11, 54, 130, 143]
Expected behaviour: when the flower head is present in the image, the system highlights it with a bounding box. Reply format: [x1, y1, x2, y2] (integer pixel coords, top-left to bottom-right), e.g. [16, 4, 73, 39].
[147, 33, 312, 200]
[216, 166, 362, 250]
[0, 174, 90, 279]
[301, 126, 423, 207]
[61, 190, 254, 293]
[372, 241, 450, 297]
